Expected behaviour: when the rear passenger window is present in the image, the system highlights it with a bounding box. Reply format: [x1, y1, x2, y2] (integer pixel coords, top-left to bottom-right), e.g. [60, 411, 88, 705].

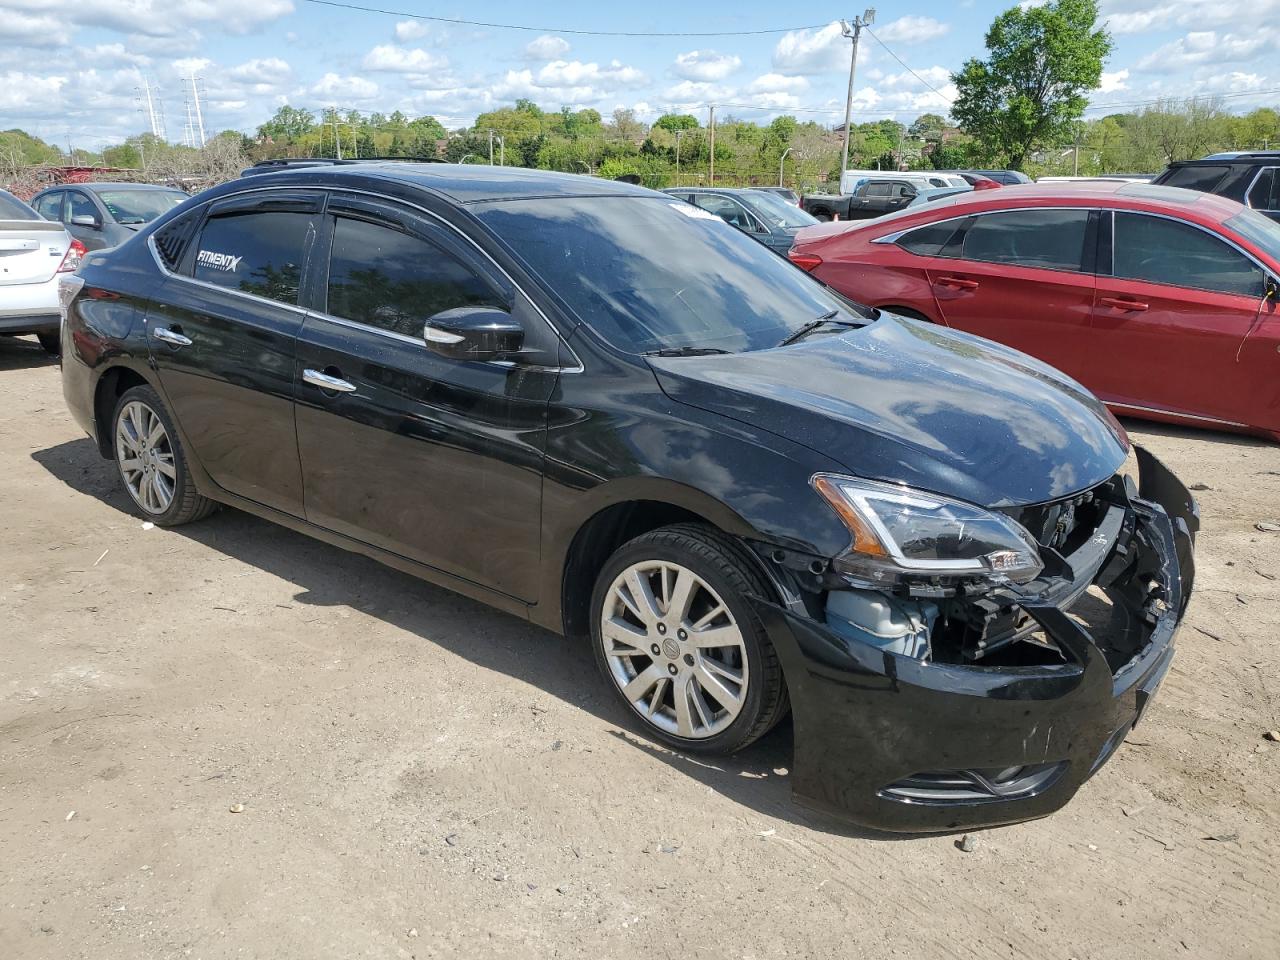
[1247, 167, 1280, 212]
[961, 209, 1089, 271]
[1113, 212, 1263, 297]
[191, 211, 311, 305]
[153, 208, 201, 271]
[897, 220, 962, 257]
[325, 217, 502, 338]
[33, 192, 62, 220]
[1160, 165, 1228, 192]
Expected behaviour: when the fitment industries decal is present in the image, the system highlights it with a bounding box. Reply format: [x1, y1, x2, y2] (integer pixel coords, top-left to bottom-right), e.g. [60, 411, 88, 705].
[197, 249, 242, 272]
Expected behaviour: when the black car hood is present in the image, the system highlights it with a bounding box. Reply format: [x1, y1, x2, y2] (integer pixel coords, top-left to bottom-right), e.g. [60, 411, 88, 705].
[649, 316, 1127, 508]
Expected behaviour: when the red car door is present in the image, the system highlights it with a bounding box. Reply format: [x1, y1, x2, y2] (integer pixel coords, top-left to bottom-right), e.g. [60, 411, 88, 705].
[925, 208, 1098, 384]
[1089, 211, 1272, 430]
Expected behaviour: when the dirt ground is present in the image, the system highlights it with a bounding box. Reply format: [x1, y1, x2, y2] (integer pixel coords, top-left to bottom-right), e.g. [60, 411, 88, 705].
[1, 334, 1277, 960]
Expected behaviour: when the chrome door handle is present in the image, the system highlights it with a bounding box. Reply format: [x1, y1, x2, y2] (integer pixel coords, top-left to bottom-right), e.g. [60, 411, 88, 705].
[303, 368, 357, 393]
[153, 326, 192, 347]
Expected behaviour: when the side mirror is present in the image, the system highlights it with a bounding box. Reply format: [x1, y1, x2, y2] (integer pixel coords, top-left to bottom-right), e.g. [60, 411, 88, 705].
[70, 214, 100, 229]
[424, 306, 523, 362]
[1267, 276, 1279, 300]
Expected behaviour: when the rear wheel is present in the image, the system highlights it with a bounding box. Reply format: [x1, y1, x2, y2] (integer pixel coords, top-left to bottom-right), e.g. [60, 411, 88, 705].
[36, 332, 59, 355]
[590, 524, 788, 755]
[111, 385, 215, 526]
[812, 211, 833, 222]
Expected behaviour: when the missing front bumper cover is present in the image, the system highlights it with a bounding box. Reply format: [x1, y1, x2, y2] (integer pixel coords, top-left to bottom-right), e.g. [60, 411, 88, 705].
[754, 446, 1197, 833]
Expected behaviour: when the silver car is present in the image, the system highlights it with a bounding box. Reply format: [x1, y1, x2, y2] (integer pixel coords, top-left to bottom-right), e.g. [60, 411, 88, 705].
[0, 189, 81, 355]
[30, 182, 187, 252]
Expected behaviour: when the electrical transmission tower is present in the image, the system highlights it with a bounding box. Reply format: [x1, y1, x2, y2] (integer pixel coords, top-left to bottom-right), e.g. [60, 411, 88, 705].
[182, 75, 207, 148]
[135, 74, 167, 140]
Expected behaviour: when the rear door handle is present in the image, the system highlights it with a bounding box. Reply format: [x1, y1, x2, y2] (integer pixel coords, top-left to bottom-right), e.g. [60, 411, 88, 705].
[1098, 296, 1149, 312]
[935, 276, 980, 291]
[303, 368, 357, 393]
[152, 326, 192, 347]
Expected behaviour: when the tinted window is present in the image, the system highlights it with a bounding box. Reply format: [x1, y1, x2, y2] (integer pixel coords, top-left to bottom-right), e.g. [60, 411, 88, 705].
[693, 194, 754, 230]
[1113, 212, 1263, 297]
[67, 191, 97, 222]
[1247, 167, 1280, 211]
[1225, 207, 1280, 262]
[153, 208, 202, 271]
[898, 220, 963, 256]
[866, 182, 891, 198]
[326, 217, 502, 338]
[961, 209, 1089, 271]
[1160, 164, 1229, 192]
[191, 210, 311, 305]
[0, 191, 38, 220]
[474, 196, 870, 355]
[31, 192, 62, 221]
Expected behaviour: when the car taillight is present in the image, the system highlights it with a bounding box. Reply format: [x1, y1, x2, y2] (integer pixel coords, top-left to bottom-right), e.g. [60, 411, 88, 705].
[789, 251, 823, 272]
[58, 239, 86, 274]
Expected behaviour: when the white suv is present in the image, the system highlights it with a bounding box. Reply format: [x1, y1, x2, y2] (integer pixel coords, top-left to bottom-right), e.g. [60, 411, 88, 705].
[0, 189, 84, 355]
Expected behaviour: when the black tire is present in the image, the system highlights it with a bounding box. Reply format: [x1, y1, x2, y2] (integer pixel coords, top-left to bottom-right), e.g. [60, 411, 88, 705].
[36, 331, 60, 355]
[590, 523, 789, 755]
[813, 211, 833, 222]
[111, 385, 216, 526]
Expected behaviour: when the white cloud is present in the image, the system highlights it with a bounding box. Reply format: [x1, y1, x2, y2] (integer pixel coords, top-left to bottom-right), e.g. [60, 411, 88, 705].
[362, 45, 448, 73]
[394, 20, 428, 41]
[310, 73, 379, 101]
[672, 49, 741, 82]
[1101, 0, 1280, 35]
[662, 80, 733, 103]
[1099, 69, 1129, 93]
[537, 59, 647, 88]
[77, 43, 152, 68]
[0, 71, 68, 113]
[1136, 30, 1274, 71]
[524, 35, 570, 60]
[772, 21, 848, 75]
[747, 73, 809, 94]
[874, 16, 951, 45]
[0, 12, 64, 46]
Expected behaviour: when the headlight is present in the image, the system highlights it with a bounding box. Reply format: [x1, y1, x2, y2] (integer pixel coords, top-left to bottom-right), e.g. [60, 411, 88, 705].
[811, 474, 1044, 586]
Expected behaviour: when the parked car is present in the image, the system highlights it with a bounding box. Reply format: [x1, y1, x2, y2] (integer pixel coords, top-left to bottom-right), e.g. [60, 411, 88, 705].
[755, 186, 801, 206]
[0, 189, 84, 354]
[1152, 151, 1280, 222]
[789, 181, 1280, 440]
[60, 164, 1196, 832]
[803, 178, 972, 221]
[31, 182, 188, 252]
[662, 187, 817, 253]
[938, 169, 1033, 186]
[838, 169, 969, 194]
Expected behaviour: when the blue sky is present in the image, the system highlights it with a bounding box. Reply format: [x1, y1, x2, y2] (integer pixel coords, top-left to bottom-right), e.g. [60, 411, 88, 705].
[1, 1, 1277, 148]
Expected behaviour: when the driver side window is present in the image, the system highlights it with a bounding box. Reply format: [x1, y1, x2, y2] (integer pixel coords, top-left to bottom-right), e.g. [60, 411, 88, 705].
[325, 216, 504, 339]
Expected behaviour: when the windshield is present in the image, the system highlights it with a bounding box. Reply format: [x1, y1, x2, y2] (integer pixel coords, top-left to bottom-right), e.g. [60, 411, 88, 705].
[0, 191, 38, 220]
[97, 189, 186, 225]
[1225, 208, 1280, 264]
[475, 196, 870, 354]
[742, 190, 818, 229]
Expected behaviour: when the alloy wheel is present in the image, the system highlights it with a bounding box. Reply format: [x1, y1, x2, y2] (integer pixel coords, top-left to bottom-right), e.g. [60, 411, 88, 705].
[115, 400, 176, 515]
[600, 560, 749, 739]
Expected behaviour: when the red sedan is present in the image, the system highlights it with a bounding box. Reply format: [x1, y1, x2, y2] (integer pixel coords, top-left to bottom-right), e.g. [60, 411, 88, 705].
[789, 182, 1280, 440]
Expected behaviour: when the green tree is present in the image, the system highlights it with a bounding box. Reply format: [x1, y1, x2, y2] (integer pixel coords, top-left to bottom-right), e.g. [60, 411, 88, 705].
[908, 113, 947, 142]
[653, 113, 699, 133]
[951, 0, 1112, 169]
[257, 105, 315, 142]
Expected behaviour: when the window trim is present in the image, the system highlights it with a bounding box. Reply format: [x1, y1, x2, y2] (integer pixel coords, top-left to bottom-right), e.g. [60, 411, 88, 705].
[876, 206, 1093, 275]
[1106, 209, 1271, 298]
[146, 183, 582, 372]
[1245, 165, 1280, 214]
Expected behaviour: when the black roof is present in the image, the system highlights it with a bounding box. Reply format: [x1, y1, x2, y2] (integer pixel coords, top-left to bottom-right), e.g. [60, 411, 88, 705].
[1169, 152, 1280, 166]
[245, 162, 656, 204]
[37, 181, 184, 194]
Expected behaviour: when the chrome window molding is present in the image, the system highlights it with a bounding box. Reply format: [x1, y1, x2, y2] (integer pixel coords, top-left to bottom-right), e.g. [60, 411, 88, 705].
[144, 182, 584, 373]
[1244, 165, 1280, 214]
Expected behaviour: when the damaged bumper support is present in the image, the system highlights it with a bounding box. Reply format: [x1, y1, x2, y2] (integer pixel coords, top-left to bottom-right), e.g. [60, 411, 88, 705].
[756, 448, 1198, 833]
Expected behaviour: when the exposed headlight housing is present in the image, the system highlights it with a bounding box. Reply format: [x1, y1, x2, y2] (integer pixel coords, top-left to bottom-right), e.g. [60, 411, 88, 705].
[812, 474, 1044, 587]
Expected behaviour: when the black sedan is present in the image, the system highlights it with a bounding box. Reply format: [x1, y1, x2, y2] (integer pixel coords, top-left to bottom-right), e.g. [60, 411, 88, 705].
[59, 164, 1196, 832]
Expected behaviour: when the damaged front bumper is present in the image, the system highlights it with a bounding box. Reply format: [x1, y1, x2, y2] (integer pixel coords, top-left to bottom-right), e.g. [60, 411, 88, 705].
[756, 448, 1198, 833]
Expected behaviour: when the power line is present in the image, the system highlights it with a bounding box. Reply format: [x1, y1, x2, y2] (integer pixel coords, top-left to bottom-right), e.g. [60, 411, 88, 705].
[864, 26, 953, 104]
[297, 0, 827, 36]
[1084, 86, 1280, 113]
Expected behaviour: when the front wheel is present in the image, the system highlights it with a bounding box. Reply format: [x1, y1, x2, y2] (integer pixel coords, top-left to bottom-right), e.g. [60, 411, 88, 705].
[111, 385, 216, 526]
[590, 524, 788, 755]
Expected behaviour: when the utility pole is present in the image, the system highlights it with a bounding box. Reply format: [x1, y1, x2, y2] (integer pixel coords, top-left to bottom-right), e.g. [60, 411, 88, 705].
[333, 113, 342, 159]
[190, 75, 206, 148]
[675, 129, 684, 186]
[839, 9, 875, 192]
[708, 105, 716, 184]
[779, 146, 792, 186]
[488, 129, 494, 165]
